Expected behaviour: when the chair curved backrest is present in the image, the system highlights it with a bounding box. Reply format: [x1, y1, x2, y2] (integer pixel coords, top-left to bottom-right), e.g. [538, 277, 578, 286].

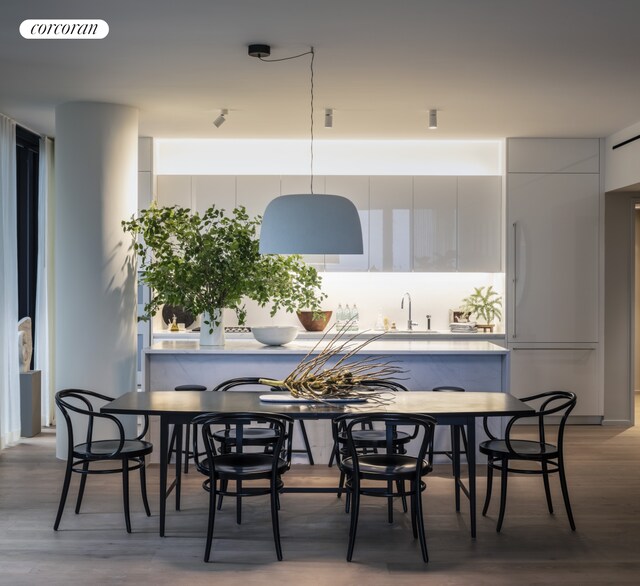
[192, 412, 294, 476]
[483, 390, 577, 458]
[211, 377, 270, 392]
[333, 412, 436, 473]
[359, 379, 409, 392]
[55, 389, 148, 460]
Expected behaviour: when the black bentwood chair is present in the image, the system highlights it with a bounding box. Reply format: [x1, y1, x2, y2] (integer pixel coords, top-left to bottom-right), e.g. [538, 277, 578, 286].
[192, 412, 294, 562]
[429, 386, 468, 475]
[212, 377, 314, 464]
[333, 412, 436, 563]
[330, 380, 419, 518]
[480, 390, 577, 532]
[54, 389, 153, 533]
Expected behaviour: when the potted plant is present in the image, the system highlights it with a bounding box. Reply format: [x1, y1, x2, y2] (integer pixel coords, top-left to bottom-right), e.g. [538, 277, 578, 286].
[460, 286, 503, 332]
[122, 203, 326, 345]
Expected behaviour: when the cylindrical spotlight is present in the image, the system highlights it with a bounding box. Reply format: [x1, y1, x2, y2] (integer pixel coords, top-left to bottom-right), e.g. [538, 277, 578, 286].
[324, 108, 333, 128]
[428, 109, 437, 129]
[213, 109, 228, 128]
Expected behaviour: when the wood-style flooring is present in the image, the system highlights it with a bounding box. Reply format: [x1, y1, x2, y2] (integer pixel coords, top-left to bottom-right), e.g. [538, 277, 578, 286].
[1, 410, 640, 586]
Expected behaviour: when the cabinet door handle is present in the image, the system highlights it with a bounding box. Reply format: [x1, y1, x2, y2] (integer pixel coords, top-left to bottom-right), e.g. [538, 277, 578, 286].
[512, 221, 517, 339]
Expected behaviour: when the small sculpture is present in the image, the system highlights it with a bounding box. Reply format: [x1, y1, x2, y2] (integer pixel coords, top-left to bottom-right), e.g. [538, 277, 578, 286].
[18, 317, 33, 373]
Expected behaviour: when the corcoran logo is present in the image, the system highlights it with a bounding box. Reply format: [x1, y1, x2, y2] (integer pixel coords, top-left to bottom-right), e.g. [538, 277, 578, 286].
[20, 19, 109, 39]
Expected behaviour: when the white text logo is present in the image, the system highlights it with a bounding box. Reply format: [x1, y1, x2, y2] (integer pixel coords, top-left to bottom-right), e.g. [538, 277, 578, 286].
[20, 20, 109, 39]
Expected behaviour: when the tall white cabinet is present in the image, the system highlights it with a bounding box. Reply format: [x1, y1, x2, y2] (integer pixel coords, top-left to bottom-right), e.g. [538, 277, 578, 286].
[506, 138, 602, 419]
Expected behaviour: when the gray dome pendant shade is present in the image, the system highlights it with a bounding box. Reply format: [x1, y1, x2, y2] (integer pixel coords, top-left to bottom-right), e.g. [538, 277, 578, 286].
[259, 193, 363, 254]
[249, 43, 364, 255]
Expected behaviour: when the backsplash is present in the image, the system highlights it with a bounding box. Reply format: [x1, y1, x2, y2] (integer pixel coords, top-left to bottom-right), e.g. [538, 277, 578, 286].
[153, 272, 505, 334]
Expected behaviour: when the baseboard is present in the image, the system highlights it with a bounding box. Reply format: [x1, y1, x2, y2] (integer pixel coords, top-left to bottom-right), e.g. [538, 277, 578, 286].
[601, 419, 633, 427]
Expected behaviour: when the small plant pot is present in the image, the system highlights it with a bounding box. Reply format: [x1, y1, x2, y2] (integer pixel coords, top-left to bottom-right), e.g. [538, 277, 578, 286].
[297, 310, 332, 332]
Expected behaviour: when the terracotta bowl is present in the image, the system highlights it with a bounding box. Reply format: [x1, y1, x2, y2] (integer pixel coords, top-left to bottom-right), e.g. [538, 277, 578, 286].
[296, 310, 332, 332]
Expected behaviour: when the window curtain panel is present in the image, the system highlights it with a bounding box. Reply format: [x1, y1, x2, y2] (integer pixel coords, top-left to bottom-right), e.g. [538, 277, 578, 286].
[0, 114, 20, 449]
[35, 137, 53, 426]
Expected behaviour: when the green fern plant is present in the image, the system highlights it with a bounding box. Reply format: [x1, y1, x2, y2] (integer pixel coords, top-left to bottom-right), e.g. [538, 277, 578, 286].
[461, 286, 503, 324]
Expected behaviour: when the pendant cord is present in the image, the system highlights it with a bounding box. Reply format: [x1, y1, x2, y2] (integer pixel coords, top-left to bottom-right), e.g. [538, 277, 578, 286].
[310, 47, 314, 195]
[260, 47, 315, 194]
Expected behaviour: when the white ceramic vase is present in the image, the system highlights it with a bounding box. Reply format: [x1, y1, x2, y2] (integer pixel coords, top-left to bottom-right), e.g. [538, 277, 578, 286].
[199, 309, 225, 346]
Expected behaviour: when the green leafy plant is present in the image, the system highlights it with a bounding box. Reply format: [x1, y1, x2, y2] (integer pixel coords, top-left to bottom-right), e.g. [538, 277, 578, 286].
[122, 204, 326, 331]
[461, 286, 503, 325]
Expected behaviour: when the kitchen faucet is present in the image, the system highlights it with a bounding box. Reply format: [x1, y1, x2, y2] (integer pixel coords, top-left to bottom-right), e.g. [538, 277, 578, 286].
[401, 292, 418, 331]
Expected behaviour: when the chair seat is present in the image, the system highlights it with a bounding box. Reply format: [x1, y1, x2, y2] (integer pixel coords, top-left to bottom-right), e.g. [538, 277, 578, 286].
[342, 454, 430, 480]
[200, 453, 289, 479]
[340, 429, 412, 448]
[73, 439, 153, 459]
[479, 439, 559, 459]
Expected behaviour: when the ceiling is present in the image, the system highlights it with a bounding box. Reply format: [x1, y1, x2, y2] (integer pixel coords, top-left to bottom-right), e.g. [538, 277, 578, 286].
[2, 0, 640, 140]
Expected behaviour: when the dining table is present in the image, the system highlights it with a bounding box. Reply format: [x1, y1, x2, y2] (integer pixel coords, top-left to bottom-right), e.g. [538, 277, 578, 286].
[102, 389, 533, 538]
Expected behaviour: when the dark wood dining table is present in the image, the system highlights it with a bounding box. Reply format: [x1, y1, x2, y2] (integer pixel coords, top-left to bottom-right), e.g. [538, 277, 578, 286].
[102, 390, 533, 538]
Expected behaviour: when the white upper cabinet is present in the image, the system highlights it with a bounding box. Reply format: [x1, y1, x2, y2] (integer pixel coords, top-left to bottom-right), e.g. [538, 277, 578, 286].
[413, 176, 457, 271]
[156, 175, 191, 209]
[369, 176, 412, 272]
[507, 172, 600, 343]
[457, 176, 502, 272]
[236, 176, 281, 227]
[193, 176, 236, 216]
[323, 176, 370, 271]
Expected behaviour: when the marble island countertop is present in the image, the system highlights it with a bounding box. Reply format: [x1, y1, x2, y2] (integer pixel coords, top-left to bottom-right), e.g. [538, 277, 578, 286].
[146, 338, 509, 356]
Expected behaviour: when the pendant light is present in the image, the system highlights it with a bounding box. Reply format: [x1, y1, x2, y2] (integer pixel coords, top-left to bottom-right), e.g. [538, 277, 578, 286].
[249, 44, 363, 255]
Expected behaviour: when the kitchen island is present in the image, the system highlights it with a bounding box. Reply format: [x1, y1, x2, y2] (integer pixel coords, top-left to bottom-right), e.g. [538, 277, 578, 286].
[144, 339, 510, 462]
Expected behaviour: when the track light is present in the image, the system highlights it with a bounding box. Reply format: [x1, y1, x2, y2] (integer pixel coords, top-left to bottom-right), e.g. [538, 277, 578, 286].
[428, 109, 438, 130]
[213, 109, 228, 128]
[324, 108, 333, 128]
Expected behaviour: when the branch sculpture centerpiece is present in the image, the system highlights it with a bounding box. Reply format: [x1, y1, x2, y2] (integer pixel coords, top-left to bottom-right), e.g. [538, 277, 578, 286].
[259, 321, 405, 404]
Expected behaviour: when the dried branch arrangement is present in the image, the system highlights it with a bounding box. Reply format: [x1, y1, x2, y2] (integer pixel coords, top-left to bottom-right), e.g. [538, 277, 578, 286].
[259, 320, 405, 404]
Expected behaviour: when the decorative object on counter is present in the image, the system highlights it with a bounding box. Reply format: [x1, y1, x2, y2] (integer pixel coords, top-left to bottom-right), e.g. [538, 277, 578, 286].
[162, 304, 195, 329]
[449, 310, 471, 323]
[169, 315, 179, 332]
[449, 322, 477, 333]
[258, 322, 404, 404]
[297, 309, 332, 332]
[251, 325, 299, 346]
[460, 286, 503, 333]
[122, 204, 326, 346]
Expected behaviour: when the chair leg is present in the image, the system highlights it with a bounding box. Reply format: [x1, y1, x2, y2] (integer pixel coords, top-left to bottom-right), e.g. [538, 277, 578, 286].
[558, 457, 576, 531]
[482, 460, 494, 516]
[75, 461, 90, 514]
[496, 458, 508, 532]
[346, 480, 360, 562]
[204, 476, 217, 562]
[413, 480, 429, 563]
[387, 480, 394, 523]
[183, 423, 191, 474]
[410, 488, 418, 538]
[270, 476, 283, 561]
[541, 460, 554, 514]
[122, 458, 132, 533]
[328, 440, 337, 468]
[139, 458, 151, 517]
[168, 425, 177, 463]
[397, 480, 408, 513]
[236, 480, 242, 525]
[54, 455, 74, 530]
[298, 420, 314, 465]
[449, 426, 457, 476]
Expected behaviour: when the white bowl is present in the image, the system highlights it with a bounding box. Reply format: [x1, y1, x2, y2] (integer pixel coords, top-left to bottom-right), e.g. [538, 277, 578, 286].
[251, 326, 298, 346]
